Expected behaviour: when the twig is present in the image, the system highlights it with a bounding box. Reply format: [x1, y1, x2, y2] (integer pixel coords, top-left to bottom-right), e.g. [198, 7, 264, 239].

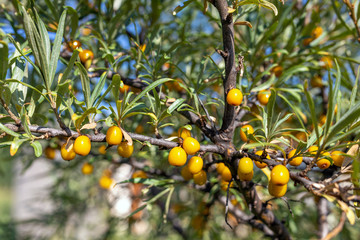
[322, 211, 346, 240]
[225, 179, 233, 229]
[0, 97, 21, 125]
[317, 197, 329, 239]
[343, 0, 360, 43]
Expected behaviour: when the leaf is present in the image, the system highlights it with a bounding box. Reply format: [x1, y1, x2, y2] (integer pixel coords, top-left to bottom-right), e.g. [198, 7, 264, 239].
[167, 98, 185, 114]
[0, 40, 8, 80]
[234, 21, 253, 28]
[172, 0, 195, 16]
[259, 0, 278, 16]
[338, 200, 355, 225]
[75, 62, 91, 108]
[0, 123, 21, 137]
[80, 122, 97, 130]
[49, 10, 67, 89]
[64, 7, 78, 39]
[60, 49, 80, 84]
[120, 127, 133, 146]
[228, 7, 236, 13]
[90, 71, 108, 107]
[304, 80, 320, 145]
[30, 141, 42, 157]
[20, 107, 32, 139]
[75, 107, 97, 129]
[95, 74, 121, 108]
[10, 137, 28, 156]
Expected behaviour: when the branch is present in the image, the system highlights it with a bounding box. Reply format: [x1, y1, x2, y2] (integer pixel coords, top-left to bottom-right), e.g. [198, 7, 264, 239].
[2, 123, 222, 154]
[322, 211, 346, 240]
[317, 197, 329, 239]
[343, 0, 360, 43]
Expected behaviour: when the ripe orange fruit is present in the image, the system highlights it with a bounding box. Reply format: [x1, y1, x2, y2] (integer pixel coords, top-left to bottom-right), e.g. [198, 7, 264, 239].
[239, 170, 254, 181]
[61, 143, 76, 161]
[303, 38, 313, 46]
[295, 132, 307, 142]
[240, 124, 254, 142]
[117, 141, 134, 158]
[308, 145, 318, 155]
[120, 84, 130, 93]
[79, 49, 94, 68]
[82, 27, 92, 36]
[135, 125, 144, 134]
[270, 165, 290, 186]
[257, 90, 271, 105]
[132, 170, 147, 179]
[255, 150, 269, 168]
[237, 157, 253, 175]
[331, 151, 345, 167]
[220, 180, 234, 191]
[81, 162, 93, 175]
[320, 56, 333, 69]
[44, 146, 56, 159]
[288, 149, 303, 166]
[106, 126, 123, 145]
[316, 152, 331, 169]
[69, 40, 82, 50]
[311, 75, 323, 88]
[311, 26, 323, 39]
[168, 147, 187, 166]
[181, 165, 193, 180]
[272, 65, 283, 77]
[98, 145, 107, 155]
[99, 175, 114, 189]
[226, 88, 243, 106]
[221, 166, 232, 181]
[182, 137, 200, 155]
[268, 181, 287, 198]
[193, 170, 207, 185]
[74, 135, 91, 156]
[178, 128, 191, 139]
[188, 156, 203, 174]
[216, 162, 226, 174]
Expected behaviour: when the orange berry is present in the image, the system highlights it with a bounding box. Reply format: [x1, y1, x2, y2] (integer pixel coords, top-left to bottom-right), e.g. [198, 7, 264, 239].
[117, 141, 134, 158]
[308, 145, 318, 155]
[221, 166, 232, 182]
[316, 152, 331, 169]
[74, 135, 91, 156]
[268, 181, 287, 198]
[311, 75, 323, 88]
[238, 157, 253, 175]
[181, 165, 193, 180]
[239, 170, 254, 181]
[81, 162, 93, 175]
[288, 149, 303, 166]
[79, 49, 94, 65]
[82, 27, 92, 36]
[320, 56, 333, 69]
[319, 114, 327, 126]
[240, 124, 254, 142]
[132, 170, 147, 179]
[182, 137, 200, 155]
[331, 151, 345, 167]
[44, 146, 56, 160]
[270, 165, 290, 186]
[255, 150, 269, 168]
[188, 156, 203, 174]
[106, 126, 123, 145]
[69, 40, 82, 50]
[295, 132, 307, 142]
[99, 145, 107, 155]
[135, 125, 144, 134]
[272, 65, 283, 77]
[61, 143, 76, 161]
[220, 180, 234, 191]
[99, 175, 113, 189]
[168, 147, 187, 166]
[216, 162, 226, 174]
[303, 38, 313, 46]
[120, 83, 130, 93]
[193, 170, 207, 185]
[311, 26, 323, 39]
[257, 90, 271, 105]
[178, 128, 191, 139]
[226, 88, 243, 106]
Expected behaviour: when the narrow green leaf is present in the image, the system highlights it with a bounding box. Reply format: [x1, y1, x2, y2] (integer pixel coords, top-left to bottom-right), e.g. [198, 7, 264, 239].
[49, 10, 67, 89]
[304, 80, 319, 144]
[90, 71, 108, 107]
[64, 7, 78, 39]
[75, 62, 91, 108]
[265, 88, 276, 141]
[20, 107, 32, 139]
[30, 141, 42, 157]
[172, 0, 195, 16]
[96, 74, 121, 108]
[34, 10, 51, 67]
[60, 49, 80, 83]
[75, 107, 97, 129]
[44, 0, 58, 19]
[0, 123, 21, 137]
[0, 40, 8, 80]
[167, 98, 186, 114]
[350, 66, 360, 108]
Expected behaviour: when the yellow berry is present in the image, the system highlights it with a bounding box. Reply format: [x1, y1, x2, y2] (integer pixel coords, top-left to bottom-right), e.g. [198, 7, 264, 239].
[193, 170, 207, 185]
[106, 126, 123, 145]
[188, 156, 203, 174]
[288, 149, 303, 166]
[168, 147, 187, 166]
[61, 143, 76, 161]
[316, 152, 331, 169]
[120, 83, 130, 93]
[308, 145, 318, 155]
[181, 165, 193, 180]
[311, 26, 323, 39]
[257, 90, 271, 105]
[270, 165, 290, 186]
[99, 145, 107, 155]
[74, 135, 91, 156]
[221, 166, 232, 182]
[99, 175, 113, 189]
[132, 170, 147, 179]
[239, 170, 254, 181]
[331, 151, 345, 167]
[178, 128, 191, 139]
[255, 150, 269, 168]
[268, 181, 287, 198]
[68, 40, 82, 51]
[182, 137, 200, 155]
[226, 88, 243, 106]
[117, 141, 134, 158]
[216, 162, 226, 174]
[272, 65, 283, 77]
[311, 75, 323, 88]
[240, 124, 254, 142]
[44, 146, 56, 160]
[81, 162, 93, 175]
[237, 157, 253, 175]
